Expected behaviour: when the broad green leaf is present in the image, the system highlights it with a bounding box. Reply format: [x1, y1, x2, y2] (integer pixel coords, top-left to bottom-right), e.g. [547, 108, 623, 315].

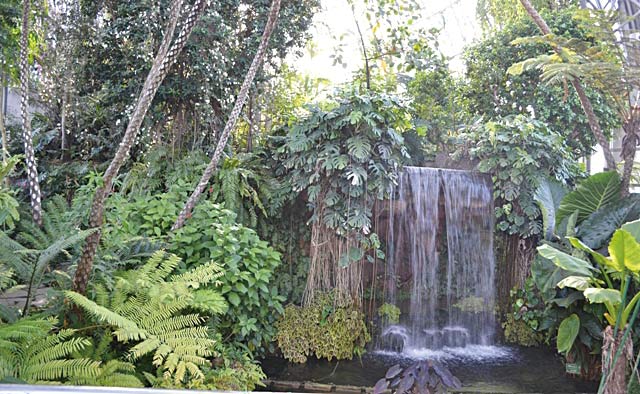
[609, 229, 640, 272]
[348, 247, 364, 262]
[556, 171, 621, 226]
[567, 237, 618, 271]
[537, 244, 595, 276]
[556, 276, 591, 291]
[227, 292, 241, 307]
[557, 314, 580, 354]
[584, 288, 621, 305]
[531, 255, 574, 302]
[534, 177, 568, 239]
[577, 196, 639, 249]
[621, 219, 640, 243]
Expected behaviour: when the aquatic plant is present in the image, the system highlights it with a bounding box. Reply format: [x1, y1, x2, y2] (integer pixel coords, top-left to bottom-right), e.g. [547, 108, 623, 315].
[373, 361, 462, 394]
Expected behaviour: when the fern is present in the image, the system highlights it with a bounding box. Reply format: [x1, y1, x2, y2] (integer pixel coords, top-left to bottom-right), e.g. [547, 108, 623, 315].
[66, 251, 227, 386]
[0, 155, 21, 230]
[0, 318, 102, 384]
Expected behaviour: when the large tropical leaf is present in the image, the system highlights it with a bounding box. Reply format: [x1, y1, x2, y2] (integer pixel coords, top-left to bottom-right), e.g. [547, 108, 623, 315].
[584, 288, 621, 305]
[609, 229, 640, 272]
[556, 171, 621, 226]
[531, 254, 574, 302]
[621, 219, 640, 242]
[577, 196, 640, 249]
[534, 177, 568, 239]
[556, 276, 592, 291]
[537, 244, 596, 276]
[557, 314, 580, 354]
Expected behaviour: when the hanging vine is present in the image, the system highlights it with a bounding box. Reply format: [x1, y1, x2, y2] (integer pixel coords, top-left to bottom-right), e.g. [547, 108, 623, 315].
[276, 86, 412, 305]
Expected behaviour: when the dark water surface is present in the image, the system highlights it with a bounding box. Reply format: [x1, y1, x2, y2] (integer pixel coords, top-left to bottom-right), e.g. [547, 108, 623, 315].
[261, 345, 597, 393]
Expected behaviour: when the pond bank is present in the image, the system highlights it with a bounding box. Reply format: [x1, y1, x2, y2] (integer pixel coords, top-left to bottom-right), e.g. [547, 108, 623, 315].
[260, 345, 597, 393]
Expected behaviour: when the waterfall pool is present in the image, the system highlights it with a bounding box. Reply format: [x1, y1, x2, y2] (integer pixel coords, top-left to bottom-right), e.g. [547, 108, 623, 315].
[261, 346, 597, 393]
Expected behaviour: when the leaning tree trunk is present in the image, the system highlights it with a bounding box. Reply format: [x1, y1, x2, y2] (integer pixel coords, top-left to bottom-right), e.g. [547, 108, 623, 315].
[72, 0, 207, 294]
[620, 111, 639, 197]
[171, 0, 282, 230]
[602, 325, 633, 394]
[519, 0, 617, 171]
[20, 0, 43, 227]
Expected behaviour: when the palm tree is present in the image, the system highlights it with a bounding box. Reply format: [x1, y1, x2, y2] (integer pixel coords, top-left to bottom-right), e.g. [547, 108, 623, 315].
[72, 0, 207, 294]
[19, 0, 43, 226]
[172, 0, 282, 230]
[518, 0, 617, 172]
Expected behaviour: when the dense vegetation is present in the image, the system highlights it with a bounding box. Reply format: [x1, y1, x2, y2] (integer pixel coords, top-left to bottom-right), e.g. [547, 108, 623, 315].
[0, 0, 639, 392]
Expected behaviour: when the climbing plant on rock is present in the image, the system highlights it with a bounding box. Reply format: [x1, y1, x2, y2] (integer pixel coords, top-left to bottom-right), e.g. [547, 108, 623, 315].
[276, 86, 412, 305]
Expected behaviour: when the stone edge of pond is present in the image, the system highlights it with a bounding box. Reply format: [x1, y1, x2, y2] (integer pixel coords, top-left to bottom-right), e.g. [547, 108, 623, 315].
[262, 379, 596, 394]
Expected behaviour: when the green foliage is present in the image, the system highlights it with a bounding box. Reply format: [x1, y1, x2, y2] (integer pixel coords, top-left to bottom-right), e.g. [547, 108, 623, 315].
[556, 171, 621, 225]
[406, 51, 466, 163]
[454, 296, 490, 314]
[33, 0, 319, 164]
[557, 314, 580, 354]
[503, 281, 545, 347]
[0, 317, 104, 384]
[463, 9, 620, 156]
[476, 0, 578, 30]
[195, 347, 266, 392]
[0, 196, 96, 316]
[277, 86, 411, 255]
[275, 293, 370, 363]
[535, 219, 640, 364]
[66, 251, 226, 387]
[377, 303, 401, 324]
[454, 115, 582, 238]
[170, 201, 284, 355]
[0, 156, 21, 230]
[534, 177, 569, 240]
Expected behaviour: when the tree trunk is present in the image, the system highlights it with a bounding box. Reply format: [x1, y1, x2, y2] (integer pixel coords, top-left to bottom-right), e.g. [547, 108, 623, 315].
[172, 0, 282, 231]
[620, 111, 639, 197]
[20, 0, 43, 227]
[519, 0, 617, 171]
[602, 325, 633, 394]
[72, 0, 206, 294]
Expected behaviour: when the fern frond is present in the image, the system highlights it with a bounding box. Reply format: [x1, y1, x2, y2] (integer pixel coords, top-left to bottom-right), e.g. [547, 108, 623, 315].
[64, 291, 145, 340]
[23, 358, 101, 381]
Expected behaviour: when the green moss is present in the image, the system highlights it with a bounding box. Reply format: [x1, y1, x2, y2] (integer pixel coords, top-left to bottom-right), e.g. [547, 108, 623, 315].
[502, 314, 544, 347]
[275, 293, 371, 363]
[377, 303, 401, 324]
[454, 296, 489, 313]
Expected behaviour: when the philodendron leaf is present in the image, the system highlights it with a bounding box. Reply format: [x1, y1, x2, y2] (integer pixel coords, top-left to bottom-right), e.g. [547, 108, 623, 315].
[557, 314, 580, 354]
[609, 229, 640, 272]
[537, 244, 596, 277]
[557, 276, 591, 291]
[584, 288, 621, 305]
[622, 219, 640, 243]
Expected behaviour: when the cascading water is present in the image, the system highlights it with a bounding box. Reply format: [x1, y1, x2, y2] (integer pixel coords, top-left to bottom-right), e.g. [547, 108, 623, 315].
[379, 167, 503, 360]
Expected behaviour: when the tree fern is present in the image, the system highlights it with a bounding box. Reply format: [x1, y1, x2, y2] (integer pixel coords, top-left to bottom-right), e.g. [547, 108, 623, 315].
[65, 251, 227, 386]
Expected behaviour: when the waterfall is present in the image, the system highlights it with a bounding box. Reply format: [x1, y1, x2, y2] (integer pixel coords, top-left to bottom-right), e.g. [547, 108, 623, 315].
[380, 167, 497, 357]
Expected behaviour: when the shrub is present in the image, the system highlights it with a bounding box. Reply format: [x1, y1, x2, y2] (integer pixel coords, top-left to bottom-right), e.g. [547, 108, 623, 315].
[275, 293, 370, 363]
